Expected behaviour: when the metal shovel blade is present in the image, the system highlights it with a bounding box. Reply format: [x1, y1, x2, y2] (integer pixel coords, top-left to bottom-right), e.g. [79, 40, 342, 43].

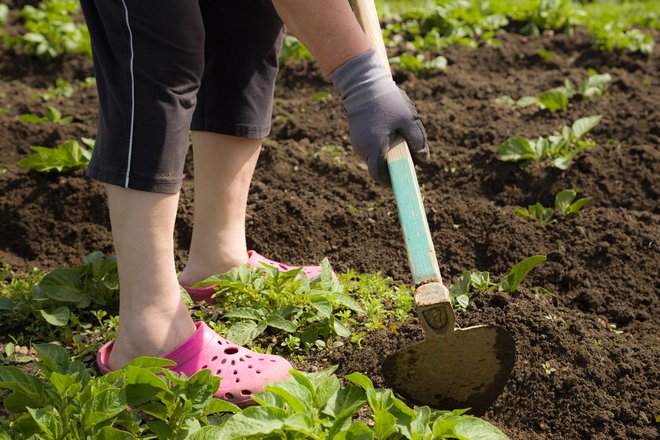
[382, 324, 515, 415]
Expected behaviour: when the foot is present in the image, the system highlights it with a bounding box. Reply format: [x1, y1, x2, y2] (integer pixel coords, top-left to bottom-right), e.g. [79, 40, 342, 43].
[107, 296, 196, 371]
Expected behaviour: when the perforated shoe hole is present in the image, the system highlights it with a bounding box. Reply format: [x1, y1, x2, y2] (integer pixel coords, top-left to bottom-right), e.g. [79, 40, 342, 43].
[225, 392, 234, 400]
[216, 369, 222, 375]
[235, 378, 240, 383]
[248, 365, 253, 369]
[221, 359, 227, 364]
[258, 358, 264, 361]
[256, 370, 262, 374]
[201, 365, 207, 369]
[233, 370, 238, 375]
[211, 356, 218, 361]
[239, 357, 245, 362]
[270, 359, 277, 362]
[224, 347, 239, 355]
[245, 354, 252, 358]
[217, 340, 223, 345]
[241, 390, 252, 395]
[231, 360, 236, 365]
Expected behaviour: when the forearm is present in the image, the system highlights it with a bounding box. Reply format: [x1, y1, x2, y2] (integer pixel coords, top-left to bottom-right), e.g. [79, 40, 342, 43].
[272, 0, 371, 75]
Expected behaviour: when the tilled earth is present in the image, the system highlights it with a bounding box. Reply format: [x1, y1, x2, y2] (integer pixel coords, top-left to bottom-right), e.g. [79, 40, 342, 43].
[0, 20, 658, 440]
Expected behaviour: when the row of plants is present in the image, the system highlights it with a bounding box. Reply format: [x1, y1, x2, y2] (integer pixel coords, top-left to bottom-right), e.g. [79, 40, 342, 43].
[0, 0, 655, 67]
[0, 345, 508, 439]
[0, 248, 551, 438]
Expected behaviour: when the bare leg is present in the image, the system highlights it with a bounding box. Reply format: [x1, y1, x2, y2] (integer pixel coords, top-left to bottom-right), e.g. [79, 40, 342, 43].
[106, 185, 195, 370]
[178, 132, 262, 287]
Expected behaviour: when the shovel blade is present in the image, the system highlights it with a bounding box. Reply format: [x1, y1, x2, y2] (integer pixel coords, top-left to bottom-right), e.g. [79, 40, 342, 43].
[382, 325, 515, 415]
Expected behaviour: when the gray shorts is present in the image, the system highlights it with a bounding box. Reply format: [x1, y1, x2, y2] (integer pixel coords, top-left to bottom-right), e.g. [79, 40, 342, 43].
[80, 0, 285, 193]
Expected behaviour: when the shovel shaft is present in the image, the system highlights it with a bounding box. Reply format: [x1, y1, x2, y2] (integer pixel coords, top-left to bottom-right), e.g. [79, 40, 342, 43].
[348, 0, 441, 285]
[349, 0, 456, 336]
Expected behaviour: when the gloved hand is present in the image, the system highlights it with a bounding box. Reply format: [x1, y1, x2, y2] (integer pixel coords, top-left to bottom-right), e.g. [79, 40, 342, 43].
[329, 49, 430, 184]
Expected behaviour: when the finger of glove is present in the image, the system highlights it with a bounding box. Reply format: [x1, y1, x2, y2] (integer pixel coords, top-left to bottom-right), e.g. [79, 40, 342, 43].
[398, 90, 430, 163]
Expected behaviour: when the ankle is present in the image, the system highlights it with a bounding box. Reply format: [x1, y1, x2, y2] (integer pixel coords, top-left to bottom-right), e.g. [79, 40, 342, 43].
[179, 250, 248, 287]
[109, 301, 195, 370]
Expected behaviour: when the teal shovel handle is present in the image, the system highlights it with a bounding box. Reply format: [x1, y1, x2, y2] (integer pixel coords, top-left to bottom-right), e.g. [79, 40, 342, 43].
[386, 136, 441, 285]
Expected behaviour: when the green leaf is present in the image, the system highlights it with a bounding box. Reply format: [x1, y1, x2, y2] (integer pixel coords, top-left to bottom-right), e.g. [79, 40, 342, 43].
[226, 321, 266, 346]
[330, 293, 365, 314]
[0, 366, 45, 401]
[515, 96, 539, 108]
[0, 297, 14, 310]
[224, 307, 265, 321]
[505, 255, 547, 293]
[27, 406, 63, 439]
[332, 317, 352, 338]
[497, 137, 535, 162]
[567, 197, 592, 215]
[188, 426, 224, 440]
[3, 391, 42, 413]
[324, 385, 367, 437]
[265, 314, 297, 333]
[513, 208, 529, 219]
[48, 372, 76, 396]
[126, 356, 176, 370]
[81, 388, 127, 430]
[123, 365, 171, 405]
[537, 89, 569, 112]
[34, 343, 70, 375]
[146, 420, 173, 439]
[39, 306, 71, 326]
[220, 406, 288, 438]
[38, 268, 83, 303]
[334, 421, 374, 440]
[309, 294, 333, 318]
[554, 189, 576, 214]
[571, 115, 602, 139]
[452, 417, 509, 439]
[92, 426, 136, 440]
[203, 398, 241, 416]
[551, 154, 573, 170]
[265, 380, 313, 412]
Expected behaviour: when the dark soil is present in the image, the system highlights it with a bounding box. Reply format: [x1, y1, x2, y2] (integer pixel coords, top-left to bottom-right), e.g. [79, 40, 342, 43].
[0, 23, 658, 440]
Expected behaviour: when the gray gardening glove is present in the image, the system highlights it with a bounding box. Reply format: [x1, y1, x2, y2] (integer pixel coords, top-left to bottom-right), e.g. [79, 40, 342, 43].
[329, 49, 430, 184]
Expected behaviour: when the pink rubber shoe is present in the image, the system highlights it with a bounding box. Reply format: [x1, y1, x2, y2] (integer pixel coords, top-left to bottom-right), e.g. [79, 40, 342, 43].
[181, 250, 328, 304]
[96, 322, 292, 407]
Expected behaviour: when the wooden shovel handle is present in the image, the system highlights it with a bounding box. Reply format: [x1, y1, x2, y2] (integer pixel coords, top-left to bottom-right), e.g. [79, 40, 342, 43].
[348, 0, 455, 334]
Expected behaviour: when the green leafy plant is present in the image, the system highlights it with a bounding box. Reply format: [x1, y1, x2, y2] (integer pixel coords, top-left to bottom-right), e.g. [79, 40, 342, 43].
[0, 345, 509, 439]
[6, 0, 91, 59]
[497, 115, 602, 169]
[0, 344, 239, 439]
[384, 0, 509, 52]
[194, 260, 414, 353]
[33, 78, 74, 102]
[278, 35, 312, 64]
[449, 255, 547, 310]
[26, 252, 119, 328]
[192, 366, 509, 439]
[389, 53, 448, 74]
[0, 4, 9, 27]
[500, 0, 585, 36]
[497, 70, 611, 112]
[590, 23, 654, 57]
[514, 189, 592, 225]
[16, 104, 73, 124]
[17, 139, 92, 173]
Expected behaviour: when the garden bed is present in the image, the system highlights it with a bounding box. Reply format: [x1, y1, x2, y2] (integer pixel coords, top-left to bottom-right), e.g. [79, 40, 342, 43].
[0, 20, 658, 440]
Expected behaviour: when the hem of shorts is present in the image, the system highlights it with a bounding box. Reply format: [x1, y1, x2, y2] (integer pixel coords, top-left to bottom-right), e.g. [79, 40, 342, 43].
[86, 165, 183, 194]
[190, 119, 271, 139]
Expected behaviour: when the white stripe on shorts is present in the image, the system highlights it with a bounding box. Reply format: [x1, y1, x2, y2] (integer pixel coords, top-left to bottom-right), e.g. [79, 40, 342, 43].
[121, 0, 135, 188]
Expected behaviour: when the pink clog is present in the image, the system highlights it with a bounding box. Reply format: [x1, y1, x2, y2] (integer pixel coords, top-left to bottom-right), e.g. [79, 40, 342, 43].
[181, 250, 329, 304]
[96, 322, 292, 407]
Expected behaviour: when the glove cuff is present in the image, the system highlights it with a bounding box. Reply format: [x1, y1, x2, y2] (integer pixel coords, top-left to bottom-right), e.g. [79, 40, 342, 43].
[329, 49, 398, 111]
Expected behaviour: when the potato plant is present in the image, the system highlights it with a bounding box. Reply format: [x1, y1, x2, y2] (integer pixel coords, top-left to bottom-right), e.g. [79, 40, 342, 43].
[497, 70, 611, 112]
[17, 139, 93, 174]
[497, 115, 602, 169]
[514, 189, 592, 225]
[449, 255, 547, 310]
